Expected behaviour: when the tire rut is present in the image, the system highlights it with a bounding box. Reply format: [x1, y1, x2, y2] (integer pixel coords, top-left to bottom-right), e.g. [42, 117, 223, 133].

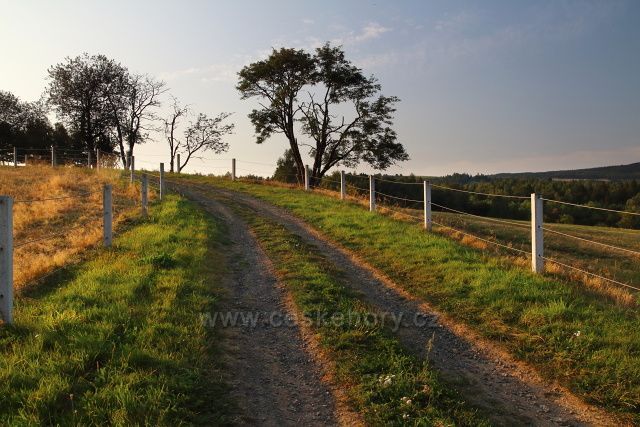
[188, 184, 620, 427]
[185, 190, 339, 426]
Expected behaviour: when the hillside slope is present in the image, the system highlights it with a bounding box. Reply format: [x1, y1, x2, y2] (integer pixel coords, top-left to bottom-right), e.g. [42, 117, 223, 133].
[491, 162, 640, 180]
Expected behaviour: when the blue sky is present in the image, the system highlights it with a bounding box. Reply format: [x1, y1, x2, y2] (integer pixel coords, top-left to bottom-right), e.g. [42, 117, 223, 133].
[1, 0, 638, 176]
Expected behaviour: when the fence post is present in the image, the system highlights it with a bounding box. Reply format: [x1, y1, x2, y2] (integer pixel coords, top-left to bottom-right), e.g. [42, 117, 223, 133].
[51, 145, 56, 167]
[304, 165, 310, 190]
[176, 153, 181, 174]
[424, 181, 432, 231]
[531, 193, 544, 273]
[231, 158, 236, 181]
[369, 175, 376, 212]
[130, 156, 135, 183]
[141, 174, 148, 217]
[340, 170, 346, 200]
[88, 150, 92, 169]
[13, 147, 17, 168]
[24, 154, 27, 167]
[95, 150, 100, 171]
[103, 185, 112, 247]
[159, 163, 165, 200]
[0, 196, 13, 324]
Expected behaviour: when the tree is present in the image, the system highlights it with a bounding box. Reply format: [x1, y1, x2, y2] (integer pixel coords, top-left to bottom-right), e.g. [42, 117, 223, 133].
[272, 149, 298, 183]
[164, 97, 189, 173]
[237, 44, 408, 186]
[165, 110, 234, 173]
[108, 73, 166, 167]
[237, 48, 316, 182]
[47, 53, 125, 155]
[302, 44, 408, 185]
[0, 90, 70, 162]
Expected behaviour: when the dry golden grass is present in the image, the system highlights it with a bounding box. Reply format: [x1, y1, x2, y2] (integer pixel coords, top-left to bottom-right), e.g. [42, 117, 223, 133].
[0, 165, 154, 289]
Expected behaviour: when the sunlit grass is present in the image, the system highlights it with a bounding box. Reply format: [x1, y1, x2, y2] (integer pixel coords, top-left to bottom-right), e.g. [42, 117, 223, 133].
[0, 195, 233, 424]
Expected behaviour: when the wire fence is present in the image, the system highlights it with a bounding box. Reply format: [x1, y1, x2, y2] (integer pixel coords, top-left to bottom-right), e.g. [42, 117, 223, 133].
[182, 163, 638, 294]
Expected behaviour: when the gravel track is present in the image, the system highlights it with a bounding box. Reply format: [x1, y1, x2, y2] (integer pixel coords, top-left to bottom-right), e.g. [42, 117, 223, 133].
[186, 189, 339, 426]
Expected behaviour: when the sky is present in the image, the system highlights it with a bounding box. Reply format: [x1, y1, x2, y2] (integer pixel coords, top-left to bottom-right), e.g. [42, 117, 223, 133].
[1, 0, 639, 176]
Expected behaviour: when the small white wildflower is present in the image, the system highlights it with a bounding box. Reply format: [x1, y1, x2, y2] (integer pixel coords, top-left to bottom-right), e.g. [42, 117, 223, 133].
[573, 330, 581, 337]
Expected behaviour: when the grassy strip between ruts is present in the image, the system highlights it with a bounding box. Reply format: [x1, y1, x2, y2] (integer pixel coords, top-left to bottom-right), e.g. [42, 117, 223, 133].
[0, 195, 234, 425]
[180, 175, 640, 422]
[230, 198, 489, 425]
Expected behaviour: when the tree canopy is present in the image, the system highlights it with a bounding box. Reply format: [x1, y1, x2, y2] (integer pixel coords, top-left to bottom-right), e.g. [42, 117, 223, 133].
[237, 43, 408, 185]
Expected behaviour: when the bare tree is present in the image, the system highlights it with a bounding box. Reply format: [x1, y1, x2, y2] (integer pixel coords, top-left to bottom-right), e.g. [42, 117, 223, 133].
[164, 97, 189, 173]
[177, 112, 234, 172]
[107, 73, 166, 168]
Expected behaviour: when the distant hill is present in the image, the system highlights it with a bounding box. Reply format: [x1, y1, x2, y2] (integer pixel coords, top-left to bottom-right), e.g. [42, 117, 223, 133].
[490, 162, 640, 181]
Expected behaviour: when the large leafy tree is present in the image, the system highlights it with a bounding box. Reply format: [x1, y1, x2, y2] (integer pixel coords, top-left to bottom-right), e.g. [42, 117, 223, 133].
[237, 44, 408, 185]
[237, 48, 316, 182]
[47, 53, 125, 155]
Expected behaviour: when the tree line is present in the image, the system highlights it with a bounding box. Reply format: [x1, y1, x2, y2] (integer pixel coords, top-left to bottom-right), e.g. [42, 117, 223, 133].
[1, 53, 233, 171]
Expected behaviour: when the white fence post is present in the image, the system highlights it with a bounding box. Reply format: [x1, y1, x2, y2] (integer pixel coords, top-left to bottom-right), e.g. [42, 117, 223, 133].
[232, 158, 236, 181]
[340, 170, 346, 200]
[531, 193, 544, 273]
[130, 156, 135, 183]
[159, 163, 165, 200]
[0, 196, 13, 324]
[24, 154, 27, 167]
[177, 153, 181, 174]
[95, 150, 100, 171]
[51, 145, 56, 167]
[304, 165, 310, 190]
[103, 185, 112, 248]
[424, 181, 432, 231]
[13, 147, 17, 168]
[88, 150, 92, 169]
[369, 175, 376, 212]
[141, 174, 148, 217]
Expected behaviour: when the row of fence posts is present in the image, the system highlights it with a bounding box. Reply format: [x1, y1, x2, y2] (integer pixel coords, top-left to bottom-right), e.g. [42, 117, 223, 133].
[0, 162, 167, 324]
[294, 161, 544, 274]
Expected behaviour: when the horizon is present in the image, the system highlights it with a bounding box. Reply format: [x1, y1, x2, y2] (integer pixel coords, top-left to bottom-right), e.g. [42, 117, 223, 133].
[1, 0, 639, 176]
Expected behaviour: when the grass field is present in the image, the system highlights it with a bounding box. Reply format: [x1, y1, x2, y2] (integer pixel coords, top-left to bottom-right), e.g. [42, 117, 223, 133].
[179, 174, 640, 422]
[229, 198, 488, 425]
[0, 165, 149, 289]
[0, 195, 233, 424]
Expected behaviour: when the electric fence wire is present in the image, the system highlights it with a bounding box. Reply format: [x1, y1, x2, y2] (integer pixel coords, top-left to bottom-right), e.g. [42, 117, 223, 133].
[430, 183, 530, 199]
[541, 256, 640, 291]
[430, 202, 530, 229]
[542, 227, 640, 257]
[542, 198, 640, 216]
[375, 190, 423, 204]
[14, 189, 101, 204]
[431, 219, 532, 255]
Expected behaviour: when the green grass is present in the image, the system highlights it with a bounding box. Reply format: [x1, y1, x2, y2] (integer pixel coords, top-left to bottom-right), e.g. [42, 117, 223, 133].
[180, 175, 640, 422]
[228, 199, 488, 426]
[0, 195, 234, 425]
